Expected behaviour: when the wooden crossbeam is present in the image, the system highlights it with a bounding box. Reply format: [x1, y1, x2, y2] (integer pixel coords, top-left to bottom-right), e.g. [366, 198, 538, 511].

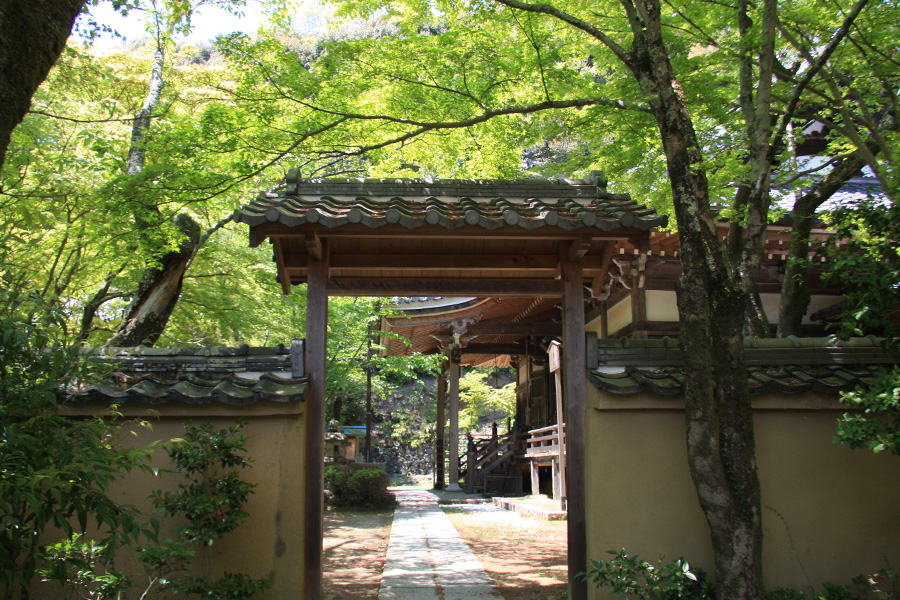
[283, 252, 611, 271]
[253, 222, 637, 242]
[324, 277, 565, 298]
[458, 343, 531, 356]
[463, 322, 562, 336]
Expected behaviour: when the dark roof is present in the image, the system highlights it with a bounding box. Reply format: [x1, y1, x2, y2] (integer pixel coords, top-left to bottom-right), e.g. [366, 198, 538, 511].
[63, 345, 306, 406]
[587, 335, 896, 396]
[235, 171, 666, 233]
[772, 176, 887, 213]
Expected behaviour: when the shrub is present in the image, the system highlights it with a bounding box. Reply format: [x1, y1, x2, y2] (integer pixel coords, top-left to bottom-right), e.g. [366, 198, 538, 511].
[0, 282, 153, 599]
[324, 465, 394, 509]
[582, 548, 714, 600]
[139, 421, 269, 600]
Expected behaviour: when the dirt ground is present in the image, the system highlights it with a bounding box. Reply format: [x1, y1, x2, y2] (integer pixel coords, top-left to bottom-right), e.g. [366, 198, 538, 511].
[444, 505, 568, 600]
[323, 508, 394, 600]
[323, 495, 568, 600]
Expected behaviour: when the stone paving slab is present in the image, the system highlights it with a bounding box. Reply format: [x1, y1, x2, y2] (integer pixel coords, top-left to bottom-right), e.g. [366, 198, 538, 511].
[378, 489, 502, 600]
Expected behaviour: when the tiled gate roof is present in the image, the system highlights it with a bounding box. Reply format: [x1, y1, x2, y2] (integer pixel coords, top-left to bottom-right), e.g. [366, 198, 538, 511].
[235, 171, 666, 233]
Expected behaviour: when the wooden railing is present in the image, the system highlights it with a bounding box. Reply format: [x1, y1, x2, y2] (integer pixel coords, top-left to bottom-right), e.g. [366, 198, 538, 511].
[525, 423, 566, 457]
[457, 430, 526, 494]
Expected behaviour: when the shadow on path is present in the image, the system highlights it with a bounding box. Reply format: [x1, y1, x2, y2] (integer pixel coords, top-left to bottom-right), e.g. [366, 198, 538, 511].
[378, 489, 502, 600]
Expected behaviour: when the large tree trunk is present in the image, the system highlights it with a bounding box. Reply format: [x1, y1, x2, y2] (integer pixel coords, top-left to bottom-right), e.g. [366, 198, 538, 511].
[0, 0, 85, 177]
[629, 0, 764, 596]
[107, 214, 201, 346]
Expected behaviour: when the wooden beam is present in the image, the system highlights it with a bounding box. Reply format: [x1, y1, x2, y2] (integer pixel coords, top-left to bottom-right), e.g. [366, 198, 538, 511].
[463, 322, 562, 337]
[592, 241, 616, 298]
[252, 221, 638, 242]
[458, 343, 528, 356]
[273, 239, 291, 295]
[562, 242, 587, 600]
[324, 277, 565, 298]
[303, 240, 328, 600]
[284, 252, 613, 272]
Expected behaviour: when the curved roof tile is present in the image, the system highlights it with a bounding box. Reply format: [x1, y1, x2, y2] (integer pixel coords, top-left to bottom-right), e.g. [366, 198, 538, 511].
[63, 345, 306, 406]
[236, 172, 667, 233]
[588, 335, 896, 396]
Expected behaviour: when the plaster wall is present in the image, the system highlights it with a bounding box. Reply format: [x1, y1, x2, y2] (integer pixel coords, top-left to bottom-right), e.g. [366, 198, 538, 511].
[606, 297, 632, 336]
[645, 290, 679, 322]
[644, 291, 840, 325]
[39, 403, 306, 600]
[586, 313, 603, 336]
[584, 391, 900, 599]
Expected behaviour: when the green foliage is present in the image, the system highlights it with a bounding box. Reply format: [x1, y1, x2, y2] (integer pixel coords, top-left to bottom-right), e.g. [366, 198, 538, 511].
[766, 587, 811, 600]
[37, 535, 131, 600]
[823, 202, 900, 341]
[581, 548, 713, 600]
[835, 366, 900, 455]
[824, 202, 900, 456]
[179, 573, 272, 600]
[0, 264, 153, 599]
[762, 570, 900, 600]
[141, 421, 269, 599]
[458, 369, 516, 433]
[324, 465, 395, 509]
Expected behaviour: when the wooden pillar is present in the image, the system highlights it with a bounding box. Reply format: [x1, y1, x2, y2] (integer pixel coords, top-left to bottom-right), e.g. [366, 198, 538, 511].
[434, 362, 447, 490]
[304, 242, 328, 600]
[562, 244, 587, 600]
[530, 460, 539, 497]
[446, 356, 462, 492]
[465, 437, 476, 494]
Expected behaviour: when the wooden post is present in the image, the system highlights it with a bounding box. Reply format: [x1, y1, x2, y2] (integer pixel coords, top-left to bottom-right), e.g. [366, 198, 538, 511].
[549, 341, 567, 511]
[304, 242, 328, 600]
[562, 243, 587, 600]
[435, 361, 447, 490]
[446, 356, 462, 492]
[465, 435, 476, 494]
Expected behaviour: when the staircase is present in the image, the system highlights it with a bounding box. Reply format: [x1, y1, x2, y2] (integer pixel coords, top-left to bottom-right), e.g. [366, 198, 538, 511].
[458, 429, 526, 495]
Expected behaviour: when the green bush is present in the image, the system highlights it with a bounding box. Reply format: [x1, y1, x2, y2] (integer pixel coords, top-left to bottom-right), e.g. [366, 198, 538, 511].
[582, 548, 713, 600]
[0, 279, 153, 599]
[324, 466, 394, 509]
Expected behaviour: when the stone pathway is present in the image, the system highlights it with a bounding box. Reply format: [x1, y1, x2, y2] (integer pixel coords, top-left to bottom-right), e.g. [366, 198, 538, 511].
[378, 489, 502, 600]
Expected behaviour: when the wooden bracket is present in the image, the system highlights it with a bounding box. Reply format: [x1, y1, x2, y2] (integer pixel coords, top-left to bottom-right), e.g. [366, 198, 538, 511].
[568, 235, 593, 263]
[305, 233, 322, 261]
[591, 242, 615, 298]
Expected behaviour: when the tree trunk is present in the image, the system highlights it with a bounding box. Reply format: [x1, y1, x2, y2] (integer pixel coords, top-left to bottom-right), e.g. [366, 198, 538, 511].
[0, 0, 85, 177]
[106, 214, 201, 347]
[629, 0, 764, 596]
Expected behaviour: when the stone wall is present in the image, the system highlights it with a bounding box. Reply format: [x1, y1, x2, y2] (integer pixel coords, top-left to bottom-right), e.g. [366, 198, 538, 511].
[368, 440, 434, 476]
